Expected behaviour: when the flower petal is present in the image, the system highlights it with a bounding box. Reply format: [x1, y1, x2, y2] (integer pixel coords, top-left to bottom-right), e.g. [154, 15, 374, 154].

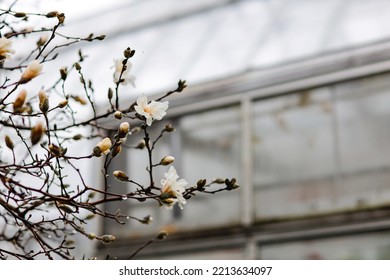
[137, 95, 148, 107]
[146, 117, 153, 126]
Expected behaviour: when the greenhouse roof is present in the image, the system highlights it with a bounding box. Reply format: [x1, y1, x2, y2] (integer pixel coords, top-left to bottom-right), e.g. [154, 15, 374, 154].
[7, 0, 390, 95]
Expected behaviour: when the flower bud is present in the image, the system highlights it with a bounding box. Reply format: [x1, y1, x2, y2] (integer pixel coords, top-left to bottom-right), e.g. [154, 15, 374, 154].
[178, 79, 187, 92]
[141, 215, 153, 224]
[114, 111, 122, 119]
[118, 122, 130, 139]
[108, 88, 113, 100]
[13, 89, 27, 112]
[49, 144, 60, 157]
[85, 214, 95, 220]
[72, 95, 87, 105]
[164, 123, 175, 132]
[57, 13, 65, 24]
[20, 60, 42, 83]
[131, 126, 141, 134]
[86, 33, 94, 42]
[113, 170, 129, 182]
[5, 135, 14, 150]
[37, 35, 48, 47]
[46, 11, 59, 18]
[92, 146, 102, 157]
[111, 144, 122, 157]
[136, 139, 146, 149]
[160, 156, 175, 166]
[72, 134, 82, 140]
[156, 231, 168, 240]
[58, 99, 68, 108]
[64, 240, 75, 246]
[58, 204, 74, 213]
[94, 137, 112, 156]
[59, 67, 67, 80]
[100, 234, 116, 244]
[74, 62, 81, 71]
[123, 47, 135, 58]
[14, 12, 26, 18]
[87, 233, 96, 240]
[88, 192, 95, 199]
[96, 35, 106, 40]
[25, 103, 33, 114]
[38, 90, 49, 113]
[30, 122, 45, 145]
[196, 179, 207, 190]
[225, 178, 239, 190]
[213, 178, 226, 184]
[49, 144, 67, 157]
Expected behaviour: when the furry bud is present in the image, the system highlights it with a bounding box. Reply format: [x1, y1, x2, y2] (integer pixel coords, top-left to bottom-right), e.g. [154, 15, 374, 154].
[93, 137, 112, 156]
[160, 156, 175, 166]
[113, 170, 129, 182]
[20, 60, 42, 83]
[118, 122, 130, 139]
[5, 135, 14, 150]
[30, 122, 45, 145]
[100, 234, 116, 244]
[13, 89, 27, 112]
[38, 90, 49, 113]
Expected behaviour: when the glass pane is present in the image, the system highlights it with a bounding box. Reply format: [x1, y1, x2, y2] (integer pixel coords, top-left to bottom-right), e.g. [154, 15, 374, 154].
[180, 106, 241, 183]
[333, 74, 390, 209]
[254, 88, 336, 217]
[254, 73, 390, 219]
[178, 106, 242, 229]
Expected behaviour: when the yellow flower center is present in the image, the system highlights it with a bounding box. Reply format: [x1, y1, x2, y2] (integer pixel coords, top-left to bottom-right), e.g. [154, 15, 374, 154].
[143, 106, 154, 114]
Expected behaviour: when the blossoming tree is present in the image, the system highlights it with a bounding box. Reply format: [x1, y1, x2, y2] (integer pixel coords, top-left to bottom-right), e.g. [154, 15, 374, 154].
[0, 5, 238, 259]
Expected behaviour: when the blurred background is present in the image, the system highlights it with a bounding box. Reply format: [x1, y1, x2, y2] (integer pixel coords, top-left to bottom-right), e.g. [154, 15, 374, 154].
[6, 0, 390, 259]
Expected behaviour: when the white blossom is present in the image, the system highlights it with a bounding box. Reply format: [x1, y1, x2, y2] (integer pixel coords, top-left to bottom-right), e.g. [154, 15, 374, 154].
[134, 95, 169, 126]
[160, 166, 187, 209]
[113, 59, 136, 87]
